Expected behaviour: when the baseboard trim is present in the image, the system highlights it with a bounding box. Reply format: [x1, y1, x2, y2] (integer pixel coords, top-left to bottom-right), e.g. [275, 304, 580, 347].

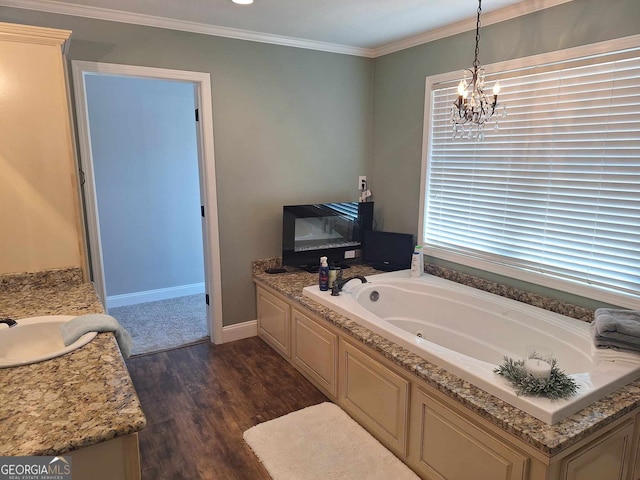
[221, 320, 258, 344]
[107, 282, 206, 309]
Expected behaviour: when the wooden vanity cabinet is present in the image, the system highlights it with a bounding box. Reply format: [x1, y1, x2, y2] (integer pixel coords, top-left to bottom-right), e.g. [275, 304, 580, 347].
[256, 284, 339, 398]
[555, 418, 633, 480]
[292, 307, 338, 399]
[339, 338, 410, 457]
[0, 22, 86, 275]
[632, 411, 640, 480]
[256, 286, 291, 358]
[254, 280, 640, 480]
[410, 384, 530, 480]
[70, 433, 141, 480]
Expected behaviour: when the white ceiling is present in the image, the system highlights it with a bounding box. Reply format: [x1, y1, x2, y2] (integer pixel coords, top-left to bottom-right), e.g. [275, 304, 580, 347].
[1, 0, 572, 56]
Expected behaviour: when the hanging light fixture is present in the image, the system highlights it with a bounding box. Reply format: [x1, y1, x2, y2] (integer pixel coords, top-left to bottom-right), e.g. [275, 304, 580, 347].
[451, 0, 505, 140]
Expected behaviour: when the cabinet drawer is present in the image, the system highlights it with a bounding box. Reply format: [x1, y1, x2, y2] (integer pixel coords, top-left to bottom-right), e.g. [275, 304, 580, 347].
[256, 286, 290, 358]
[339, 339, 409, 456]
[410, 386, 528, 480]
[292, 308, 338, 399]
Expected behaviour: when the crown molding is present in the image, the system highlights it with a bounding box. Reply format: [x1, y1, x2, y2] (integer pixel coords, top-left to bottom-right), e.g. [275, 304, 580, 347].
[0, 0, 375, 57]
[0, 0, 573, 58]
[372, 0, 574, 57]
[0, 19, 70, 50]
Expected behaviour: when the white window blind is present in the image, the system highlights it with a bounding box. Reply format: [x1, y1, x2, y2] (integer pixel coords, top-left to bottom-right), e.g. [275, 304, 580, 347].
[424, 43, 640, 307]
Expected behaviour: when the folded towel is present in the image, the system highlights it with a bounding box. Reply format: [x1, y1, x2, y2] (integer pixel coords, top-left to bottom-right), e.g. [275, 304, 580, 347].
[592, 308, 640, 354]
[60, 313, 132, 359]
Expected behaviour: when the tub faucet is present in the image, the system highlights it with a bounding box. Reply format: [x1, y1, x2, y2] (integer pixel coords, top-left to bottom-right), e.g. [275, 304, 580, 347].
[331, 275, 368, 296]
[0, 317, 17, 328]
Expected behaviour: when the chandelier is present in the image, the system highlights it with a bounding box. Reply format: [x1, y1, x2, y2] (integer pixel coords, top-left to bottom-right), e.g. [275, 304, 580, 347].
[451, 0, 505, 140]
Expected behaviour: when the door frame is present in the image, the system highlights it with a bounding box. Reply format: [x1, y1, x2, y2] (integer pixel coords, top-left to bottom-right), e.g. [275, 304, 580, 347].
[71, 60, 224, 344]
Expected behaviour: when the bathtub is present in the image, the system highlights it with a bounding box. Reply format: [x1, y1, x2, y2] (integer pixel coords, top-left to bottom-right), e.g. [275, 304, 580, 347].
[303, 270, 640, 424]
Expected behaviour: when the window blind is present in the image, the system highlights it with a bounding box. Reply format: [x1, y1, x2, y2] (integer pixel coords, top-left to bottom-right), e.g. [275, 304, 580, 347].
[425, 47, 640, 306]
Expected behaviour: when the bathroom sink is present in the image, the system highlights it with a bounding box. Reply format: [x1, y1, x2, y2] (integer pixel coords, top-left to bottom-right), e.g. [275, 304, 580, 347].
[0, 315, 97, 368]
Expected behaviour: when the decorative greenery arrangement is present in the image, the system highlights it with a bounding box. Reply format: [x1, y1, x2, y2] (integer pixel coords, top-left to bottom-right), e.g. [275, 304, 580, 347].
[494, 356, 579, 400]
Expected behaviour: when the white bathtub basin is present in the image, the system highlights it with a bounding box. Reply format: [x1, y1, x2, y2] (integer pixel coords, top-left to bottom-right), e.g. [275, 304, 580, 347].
[0, 315, 97, 368]
[304, 270, 640, 424]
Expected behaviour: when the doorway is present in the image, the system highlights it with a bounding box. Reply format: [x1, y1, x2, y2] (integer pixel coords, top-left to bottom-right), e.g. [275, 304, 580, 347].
[72, 61, 224, 350]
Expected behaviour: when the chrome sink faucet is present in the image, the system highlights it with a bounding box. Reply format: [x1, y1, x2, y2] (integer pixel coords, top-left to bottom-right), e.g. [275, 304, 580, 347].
[0, 317, 17, 328]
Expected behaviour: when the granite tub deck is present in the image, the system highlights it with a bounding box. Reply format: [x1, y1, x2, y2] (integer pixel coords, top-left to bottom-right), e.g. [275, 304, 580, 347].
[252, 258, 640, 457]
[0, 267, 146, 456]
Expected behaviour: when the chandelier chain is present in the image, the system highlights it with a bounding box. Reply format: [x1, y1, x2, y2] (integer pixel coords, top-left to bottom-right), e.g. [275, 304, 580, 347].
[473, 0, 482, 71]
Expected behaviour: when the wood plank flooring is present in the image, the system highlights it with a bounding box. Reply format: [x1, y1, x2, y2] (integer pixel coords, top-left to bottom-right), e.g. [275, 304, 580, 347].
[126, 336, 328, 480]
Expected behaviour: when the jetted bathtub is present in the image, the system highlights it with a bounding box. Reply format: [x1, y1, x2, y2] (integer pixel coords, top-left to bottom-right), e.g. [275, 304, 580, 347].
[303, 270, 640, 424]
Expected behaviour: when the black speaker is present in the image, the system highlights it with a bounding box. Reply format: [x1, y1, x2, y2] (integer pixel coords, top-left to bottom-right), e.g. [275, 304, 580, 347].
[362, 230, 415, 271]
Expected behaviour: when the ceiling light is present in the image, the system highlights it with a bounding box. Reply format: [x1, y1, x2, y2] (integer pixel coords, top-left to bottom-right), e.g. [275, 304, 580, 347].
[451, 0, 505, 140]
[232, 0, 254, 4]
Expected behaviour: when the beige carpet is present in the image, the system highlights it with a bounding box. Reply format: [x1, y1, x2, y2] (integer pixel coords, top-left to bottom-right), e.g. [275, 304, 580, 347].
[109, 294, 208, 355]
[243, 402, 419, 480]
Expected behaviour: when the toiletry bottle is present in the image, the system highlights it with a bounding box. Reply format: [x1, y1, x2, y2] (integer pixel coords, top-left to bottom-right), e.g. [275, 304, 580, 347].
[319, 256, 329, 291]
[411, 246, 423, 277]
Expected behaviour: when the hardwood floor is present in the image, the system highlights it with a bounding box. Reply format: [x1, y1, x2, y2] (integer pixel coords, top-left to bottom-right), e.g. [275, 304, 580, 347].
[126, 336, 328, 480]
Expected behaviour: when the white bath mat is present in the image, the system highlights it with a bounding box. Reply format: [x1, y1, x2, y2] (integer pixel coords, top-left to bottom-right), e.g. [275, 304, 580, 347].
[243, 402, 419, 480]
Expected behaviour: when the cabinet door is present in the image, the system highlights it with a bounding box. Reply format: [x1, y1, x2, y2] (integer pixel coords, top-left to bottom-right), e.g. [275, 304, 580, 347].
[410, 386, 528, 480]
[0, 23, 84, 274]
[256, 286, 290, 358]
[630, 411, 640, 480]
[70, 433, 141, 480]
[339, 339, 409, 456]
[558, 418, 633, 480]
[292, 308, 338, 399]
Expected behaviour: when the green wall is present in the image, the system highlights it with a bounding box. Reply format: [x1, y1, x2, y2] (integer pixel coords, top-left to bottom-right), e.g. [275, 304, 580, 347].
[371, 0, 640, 235]
[3, 0, 639, 322]
[0, 7, 373, 326]
[370, 0, 640, 307]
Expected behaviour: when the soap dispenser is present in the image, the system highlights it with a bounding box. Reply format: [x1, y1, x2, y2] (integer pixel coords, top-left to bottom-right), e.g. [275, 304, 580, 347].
[319, 256, 329, 291]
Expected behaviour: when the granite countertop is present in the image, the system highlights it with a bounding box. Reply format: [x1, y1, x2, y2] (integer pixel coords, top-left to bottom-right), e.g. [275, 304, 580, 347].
[0, 268, 146, 456]
[252, 258, 640, 457]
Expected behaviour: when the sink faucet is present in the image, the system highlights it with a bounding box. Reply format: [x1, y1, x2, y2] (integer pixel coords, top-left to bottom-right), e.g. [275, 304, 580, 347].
[331, 275, 368, 296]
[0, 317, 17, 328]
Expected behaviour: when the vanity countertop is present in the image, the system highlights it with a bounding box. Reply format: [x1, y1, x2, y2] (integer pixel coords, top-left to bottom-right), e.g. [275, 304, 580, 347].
[252, 258, 640, 457]
[0, 267, 146, 456]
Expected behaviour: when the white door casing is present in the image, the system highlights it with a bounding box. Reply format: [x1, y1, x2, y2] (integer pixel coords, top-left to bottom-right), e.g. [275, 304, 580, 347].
[71, 60, 224, 344]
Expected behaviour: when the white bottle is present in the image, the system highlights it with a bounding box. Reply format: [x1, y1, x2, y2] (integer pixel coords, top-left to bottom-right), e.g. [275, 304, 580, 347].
[410, 245, 423, 277]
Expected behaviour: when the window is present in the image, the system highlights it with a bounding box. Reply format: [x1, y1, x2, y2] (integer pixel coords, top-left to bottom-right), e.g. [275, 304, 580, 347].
[421, 35, 640, 308]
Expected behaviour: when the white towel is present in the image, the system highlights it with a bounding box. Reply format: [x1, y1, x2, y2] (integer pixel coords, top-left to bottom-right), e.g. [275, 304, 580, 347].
[60, 313, 132, 359]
